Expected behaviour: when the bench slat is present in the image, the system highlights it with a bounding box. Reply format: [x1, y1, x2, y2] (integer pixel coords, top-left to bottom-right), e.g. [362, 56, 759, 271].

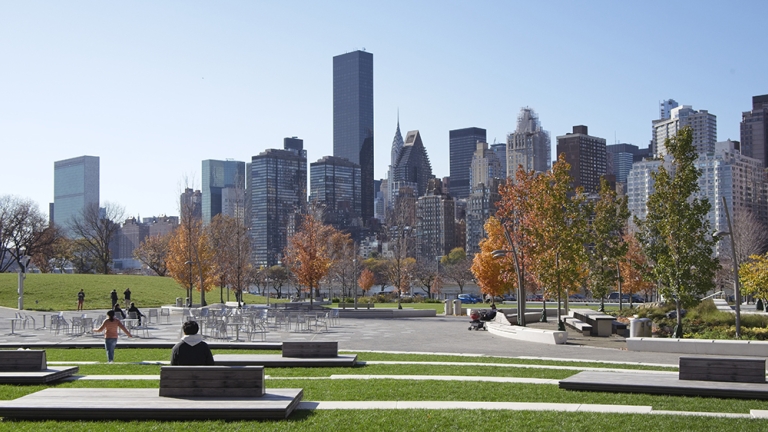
[282, 342, 338, 358]
[159, 366, 265, 398]
[0, 351, 46, 372]
[679, 357, 766, 383]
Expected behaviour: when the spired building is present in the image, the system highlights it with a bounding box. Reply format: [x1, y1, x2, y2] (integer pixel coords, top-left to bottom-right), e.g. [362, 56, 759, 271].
[556, 126, 607, 194]
[390, 130, 434, 200]
[449, 127, 487, 199]
[741, 94, 768, 168]
[333, 50, 374, 225]
[506, 108, 551, 178]
[416, 178, 456, 261]
[387, 117, 405, 213]
[248, 139, 307, 267]
[309, 156, 362, 236]
[201, 159, 246, 225]
[53, 155, 99, 235]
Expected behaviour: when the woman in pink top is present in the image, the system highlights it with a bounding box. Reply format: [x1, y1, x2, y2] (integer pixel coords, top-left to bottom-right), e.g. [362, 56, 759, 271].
[94, 310, 133, 363]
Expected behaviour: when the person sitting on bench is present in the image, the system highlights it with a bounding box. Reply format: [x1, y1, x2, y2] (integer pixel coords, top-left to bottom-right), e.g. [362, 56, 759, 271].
[483, 304, 497, 321]
[171, 321, 214, 366]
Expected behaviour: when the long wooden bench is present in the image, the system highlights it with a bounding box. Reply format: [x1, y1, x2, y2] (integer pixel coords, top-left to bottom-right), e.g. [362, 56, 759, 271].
[0, 350, 78, 384]
[679, 357, 766, 383]
[159, 365, 265, 397]
[282, 341, 337, 358]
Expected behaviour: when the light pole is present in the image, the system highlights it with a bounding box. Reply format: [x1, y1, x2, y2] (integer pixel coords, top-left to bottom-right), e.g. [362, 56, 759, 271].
[492, 225, 526, 326]
[715, 196, 742, 339]
[17, 248, 30, 310]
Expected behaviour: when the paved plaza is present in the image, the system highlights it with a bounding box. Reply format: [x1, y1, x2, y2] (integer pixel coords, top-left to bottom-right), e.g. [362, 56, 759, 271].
[0, 306, 687, 366]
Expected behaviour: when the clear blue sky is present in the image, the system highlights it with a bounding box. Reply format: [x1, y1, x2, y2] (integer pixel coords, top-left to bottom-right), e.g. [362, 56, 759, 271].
[1, 1, 766, 219]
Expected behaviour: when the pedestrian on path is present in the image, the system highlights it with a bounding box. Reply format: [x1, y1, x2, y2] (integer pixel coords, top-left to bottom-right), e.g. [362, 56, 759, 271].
[77, 289, 85, 311]
[110, 289, 118, 308]
[94, 310, 133, 363]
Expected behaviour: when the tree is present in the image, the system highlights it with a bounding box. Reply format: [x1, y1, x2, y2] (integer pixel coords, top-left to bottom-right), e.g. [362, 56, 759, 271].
[362, 257, 389, 293]
[524, 155, 589, 325]
[412, 259, 438, 298]
[441, 248, 472, 294]
[620, 232, 655, 303]
[471, 217, 515, 300]
[284, 210, 335, 306]
[208, 214, 252, 305]
[636, 127, 720, 337]
[0, 195, 59, 272]
[385, 256, 415, 304]
[166, 215, 216, 306]
[587, 178, 630, 311]
[325, 231, 356, 299]
[267, 265, 290, 299]
[133, 232, 171, 276]
[739, 253, 768, 303]
[358, 268, 375, 297]
[69, 202, 124, 274]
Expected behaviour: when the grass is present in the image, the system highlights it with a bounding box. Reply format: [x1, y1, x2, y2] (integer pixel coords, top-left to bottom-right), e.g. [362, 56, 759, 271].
[0, 411, 763, 432]
[0, 273, 271, 311]
[0, 348, 766, 429]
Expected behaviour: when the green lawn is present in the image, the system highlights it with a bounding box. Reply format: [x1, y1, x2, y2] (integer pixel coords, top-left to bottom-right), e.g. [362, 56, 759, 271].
[0, 348, 766, 429]
[0, 273, 271, 311]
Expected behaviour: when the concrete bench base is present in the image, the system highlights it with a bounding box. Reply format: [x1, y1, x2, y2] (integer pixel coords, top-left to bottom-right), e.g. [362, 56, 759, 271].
[627, 337, 768, 357]
[563, 317, 592, 336]
[486, 322, 567, 345]
[0, 388, 303, 420]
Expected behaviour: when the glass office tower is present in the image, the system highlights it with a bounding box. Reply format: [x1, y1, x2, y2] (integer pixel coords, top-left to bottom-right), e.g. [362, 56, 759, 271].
[53, 155, 99, 235]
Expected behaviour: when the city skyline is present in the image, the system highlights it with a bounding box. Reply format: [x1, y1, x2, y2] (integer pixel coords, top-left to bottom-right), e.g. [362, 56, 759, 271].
[2, 2, 767, 218]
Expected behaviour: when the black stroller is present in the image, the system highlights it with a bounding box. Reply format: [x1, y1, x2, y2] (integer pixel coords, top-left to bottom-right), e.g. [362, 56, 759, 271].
[468, 308, 497, 331]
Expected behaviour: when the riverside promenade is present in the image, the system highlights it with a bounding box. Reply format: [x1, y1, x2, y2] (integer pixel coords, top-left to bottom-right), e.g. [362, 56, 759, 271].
[0, 306, 687, 366]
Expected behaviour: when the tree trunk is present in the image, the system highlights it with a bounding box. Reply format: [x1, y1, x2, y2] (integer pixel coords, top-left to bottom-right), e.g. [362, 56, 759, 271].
[675, 298, 683, 338]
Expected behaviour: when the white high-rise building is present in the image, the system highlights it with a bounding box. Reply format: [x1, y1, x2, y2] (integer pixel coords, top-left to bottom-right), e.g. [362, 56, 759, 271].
[507, 107, 550, 179]
[627, 140, 768, 253]
[652, 105, 717, 157]
[469, 141, 503, 193]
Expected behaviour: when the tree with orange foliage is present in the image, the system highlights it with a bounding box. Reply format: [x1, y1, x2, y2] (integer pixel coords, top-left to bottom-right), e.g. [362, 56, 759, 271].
[471, 217, 515, 300]
[525, 155, 589, 324]
[358, 268, 375, 297]
[166, 216, 217, 306]
[620, 231, 655, 304]
[284, 210, 334, 306]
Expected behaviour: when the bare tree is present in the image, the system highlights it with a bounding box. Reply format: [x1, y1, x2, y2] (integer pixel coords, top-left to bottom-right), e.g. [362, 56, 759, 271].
[133, 232, 171, 276]
[69, 202, 124, 274]
[412, 259, 438, 298]
[732, 211, 768, 262]
[0, 195, 60, 272]
[208, 214, 252, 305]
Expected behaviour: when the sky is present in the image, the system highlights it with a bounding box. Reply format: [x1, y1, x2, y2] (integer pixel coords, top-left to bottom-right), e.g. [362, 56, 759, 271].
[1, 1, 767, 219]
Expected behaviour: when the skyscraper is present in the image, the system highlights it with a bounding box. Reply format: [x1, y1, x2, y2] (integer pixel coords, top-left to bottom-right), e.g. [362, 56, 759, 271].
[741, 94, 768, 167]
[652, 105, 717, 157]
[53, 155, 99, 234]
[660, 99, 679, 120]
[606, 143, 641, 185]
[391, 130, 434, 198]
[248, 142, 307, 267]
[387, 118, 405, 211]
[201, 159, 246, 225]
[469, 141, 503, 193]
[507, 108, 551, 178]
[556, 126, 607, 194]
[449, 127, 486, 199]
[309, 155, 362, 234]
[180, 188, 202, 220]
[416, 179, 455, 261]
[333, 50, 373, 225]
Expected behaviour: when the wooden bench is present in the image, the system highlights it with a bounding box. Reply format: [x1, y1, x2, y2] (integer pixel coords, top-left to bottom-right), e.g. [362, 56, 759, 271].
[563, 316, 592, 336]
[159, 365, 265, 397]
[0, 349, 78, 384]
[0, 350, 47, 371]
[340, 302, 374, 309]
[282, 341, 338, 358]
[679, 357, 766, 383]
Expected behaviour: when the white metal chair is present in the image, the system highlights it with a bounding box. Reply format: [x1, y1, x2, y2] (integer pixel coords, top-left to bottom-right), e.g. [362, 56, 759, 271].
[160, 308, 171, 324]
[148, 309, 158, 324]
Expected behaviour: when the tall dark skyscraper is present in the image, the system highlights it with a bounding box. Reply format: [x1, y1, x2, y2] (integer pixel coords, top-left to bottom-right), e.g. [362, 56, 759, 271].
[556, 125, 607, 194]
[333, 50, 373, 225]
[449, 127, 486, 199]
[741, 94, 768, 167]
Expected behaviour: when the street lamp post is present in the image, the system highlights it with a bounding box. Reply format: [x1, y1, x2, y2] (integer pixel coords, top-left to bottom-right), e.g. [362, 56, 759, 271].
[17, 248, 30, 310]
[716, 196, 742, 339]
[492, 226, 526, 326]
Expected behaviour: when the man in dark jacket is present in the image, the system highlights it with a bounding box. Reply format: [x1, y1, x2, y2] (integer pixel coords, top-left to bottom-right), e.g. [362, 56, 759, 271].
[171, 321, 214, 366]
[110, 289, 118, 308]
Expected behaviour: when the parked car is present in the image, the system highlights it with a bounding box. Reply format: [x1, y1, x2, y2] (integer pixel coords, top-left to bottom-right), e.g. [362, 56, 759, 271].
[457, 294, 482, 304]
[607, 293, 645, 303]
[568, 294, 586, 302]
[502, 294, 516, 301]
